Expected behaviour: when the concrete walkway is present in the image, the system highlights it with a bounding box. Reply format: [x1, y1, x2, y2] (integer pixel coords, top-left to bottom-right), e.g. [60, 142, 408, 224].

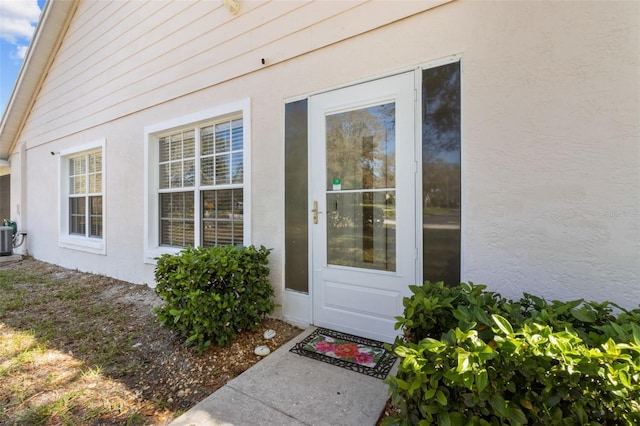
[169, 327, 394, 426]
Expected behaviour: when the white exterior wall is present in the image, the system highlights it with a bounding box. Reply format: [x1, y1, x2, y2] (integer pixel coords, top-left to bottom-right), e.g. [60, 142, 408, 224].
[459, 1, 640, 305]
[11, 1, 640, 310]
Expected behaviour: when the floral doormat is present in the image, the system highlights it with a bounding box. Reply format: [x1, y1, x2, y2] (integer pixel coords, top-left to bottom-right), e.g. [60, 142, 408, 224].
[289, 328, 396, 379]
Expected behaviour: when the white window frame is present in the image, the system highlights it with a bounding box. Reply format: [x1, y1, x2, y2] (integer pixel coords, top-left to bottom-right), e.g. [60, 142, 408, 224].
[58, 139, 106, 255]
[143, 98, 252, 264]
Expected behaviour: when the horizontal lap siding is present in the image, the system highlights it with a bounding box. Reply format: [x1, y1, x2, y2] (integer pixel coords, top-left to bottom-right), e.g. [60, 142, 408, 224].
[26, 1, 213, 140]
[21, 0, 448, 148]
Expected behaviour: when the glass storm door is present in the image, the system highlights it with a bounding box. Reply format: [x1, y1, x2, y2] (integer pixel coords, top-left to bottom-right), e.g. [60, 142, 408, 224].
[310, 72, 417, 343]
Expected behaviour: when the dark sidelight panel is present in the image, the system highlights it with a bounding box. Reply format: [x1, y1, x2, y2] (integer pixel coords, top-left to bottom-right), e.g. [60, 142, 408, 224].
[422, 62, 461, 285]
[285, 100, 309, 292]
[0, 175, 9, 221]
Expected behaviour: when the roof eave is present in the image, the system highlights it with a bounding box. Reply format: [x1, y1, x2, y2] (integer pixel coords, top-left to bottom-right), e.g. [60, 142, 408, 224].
[0, 0, 78, 161]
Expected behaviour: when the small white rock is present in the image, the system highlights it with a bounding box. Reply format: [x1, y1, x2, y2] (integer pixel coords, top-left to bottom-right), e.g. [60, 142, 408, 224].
[263, 329, 276, 339]
[254, 345, 270, 356]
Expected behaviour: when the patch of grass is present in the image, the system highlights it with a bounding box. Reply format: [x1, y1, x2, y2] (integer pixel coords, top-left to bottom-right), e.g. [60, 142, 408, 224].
[14, 343, 47, 365]
[1, 257, 304, 425]
[5, 382, 30, 408]
[93, 341, 121, 369]
[0, 328, 37, 357]
[0, 263, 157, 424]
[0, 286, 27, 311]
[28, 319, 58, 343]
[0, 331, 47, 380]
[81, 365, 103, 380]
[0, 269, 50, 286]
[16, 390, 82, 425]
[57, 287, 82, 300]
[0, 275, 13, 290]
[125, 412, 149, 425]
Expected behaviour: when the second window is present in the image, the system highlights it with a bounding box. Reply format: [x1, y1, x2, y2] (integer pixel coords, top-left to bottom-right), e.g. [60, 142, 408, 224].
[158, 118, 244, 248]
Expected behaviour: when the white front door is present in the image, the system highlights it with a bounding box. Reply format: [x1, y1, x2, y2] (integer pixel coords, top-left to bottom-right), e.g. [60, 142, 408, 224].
[310, 72, 417, 343]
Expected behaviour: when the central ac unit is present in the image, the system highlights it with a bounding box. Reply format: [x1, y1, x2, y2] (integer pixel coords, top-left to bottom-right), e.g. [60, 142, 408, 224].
[0, 226, 12, 256]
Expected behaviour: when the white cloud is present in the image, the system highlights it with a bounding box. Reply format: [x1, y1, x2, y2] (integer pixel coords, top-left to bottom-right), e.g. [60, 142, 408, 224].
[11, 44, 29, 61]
[0, 0, 42, 43]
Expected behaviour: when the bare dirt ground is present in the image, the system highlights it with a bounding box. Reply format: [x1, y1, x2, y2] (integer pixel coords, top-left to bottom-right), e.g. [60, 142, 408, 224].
[0, 257, 303, 425]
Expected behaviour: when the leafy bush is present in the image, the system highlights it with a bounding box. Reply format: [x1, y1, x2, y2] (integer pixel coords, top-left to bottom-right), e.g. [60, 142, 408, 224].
[385, 282, 640, 425]
[154, 245, 275, 352]
[394, 282, 509, 343]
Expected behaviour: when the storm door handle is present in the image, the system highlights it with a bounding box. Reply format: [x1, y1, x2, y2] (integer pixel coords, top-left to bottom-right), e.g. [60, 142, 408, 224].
[311, 200, 322, 224]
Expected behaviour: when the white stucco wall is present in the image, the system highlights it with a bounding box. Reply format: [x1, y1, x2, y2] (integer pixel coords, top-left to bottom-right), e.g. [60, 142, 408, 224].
[458, 1, 640, 306]
[7, 145, 27, 255]
[15, 0, 640, 312]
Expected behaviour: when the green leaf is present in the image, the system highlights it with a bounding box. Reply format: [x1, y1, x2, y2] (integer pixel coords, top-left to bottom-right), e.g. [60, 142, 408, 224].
[457, 351, 471, 373]
[476, 369, 488, 393]
[424, 403, 441, 414]
[438, 412, 451, 426]
[449, 412, 467, 426]
[546, 395, 561, 408]
[489, 394, 507, 417]
[571, 307, 596, 323]
[435, 390, 448, 406]
[396, 379, 410, 390]
[408, 377, 422, 395]
[618, 369, 631, 388]
[632, 323, 640, 346]
[424, 387, 437, 400]
[492, 314, 514, 336]
[462, 372, 474, 389]
[507, 405, 528, 424]
[453, 306, 471, 322]
[575, 406, 587, 424]
[520, 399, 533, 410]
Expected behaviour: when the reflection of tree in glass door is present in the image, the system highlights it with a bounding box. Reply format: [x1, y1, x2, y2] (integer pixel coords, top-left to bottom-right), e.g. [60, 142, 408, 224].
[325, 103, 397, 271]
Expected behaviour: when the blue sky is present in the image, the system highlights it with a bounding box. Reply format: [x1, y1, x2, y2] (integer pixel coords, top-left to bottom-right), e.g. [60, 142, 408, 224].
[0, 0, 47, 117]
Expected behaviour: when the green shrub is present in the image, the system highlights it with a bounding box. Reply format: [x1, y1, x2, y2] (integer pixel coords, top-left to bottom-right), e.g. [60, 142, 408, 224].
[394, 282, 513, 343]
[385, 282, 640, 425]
[154, 245, 275, 352]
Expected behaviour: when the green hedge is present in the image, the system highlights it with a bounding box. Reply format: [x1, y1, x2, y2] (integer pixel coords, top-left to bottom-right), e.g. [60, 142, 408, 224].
[385, 282, 640, 425]
[154, 245, 275, 352]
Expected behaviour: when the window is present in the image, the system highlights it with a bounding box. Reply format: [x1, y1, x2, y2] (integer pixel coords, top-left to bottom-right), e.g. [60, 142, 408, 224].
[145, 100, 251, 262]
[284, 99, 309, 293]
[158, 120, 244, 247]
[69, 151, 103, 237]
[59, 141, 105, 254]
[158, 130, 196, 247]
[422, 61, 461, 285]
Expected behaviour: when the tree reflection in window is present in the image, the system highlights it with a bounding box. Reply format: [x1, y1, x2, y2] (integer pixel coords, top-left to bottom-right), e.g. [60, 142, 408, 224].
[423, 62, 461, 285]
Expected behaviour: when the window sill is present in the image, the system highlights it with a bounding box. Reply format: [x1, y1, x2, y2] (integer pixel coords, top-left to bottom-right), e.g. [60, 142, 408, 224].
[59, 235, 106, 255]
[144, 246, 182, 265]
